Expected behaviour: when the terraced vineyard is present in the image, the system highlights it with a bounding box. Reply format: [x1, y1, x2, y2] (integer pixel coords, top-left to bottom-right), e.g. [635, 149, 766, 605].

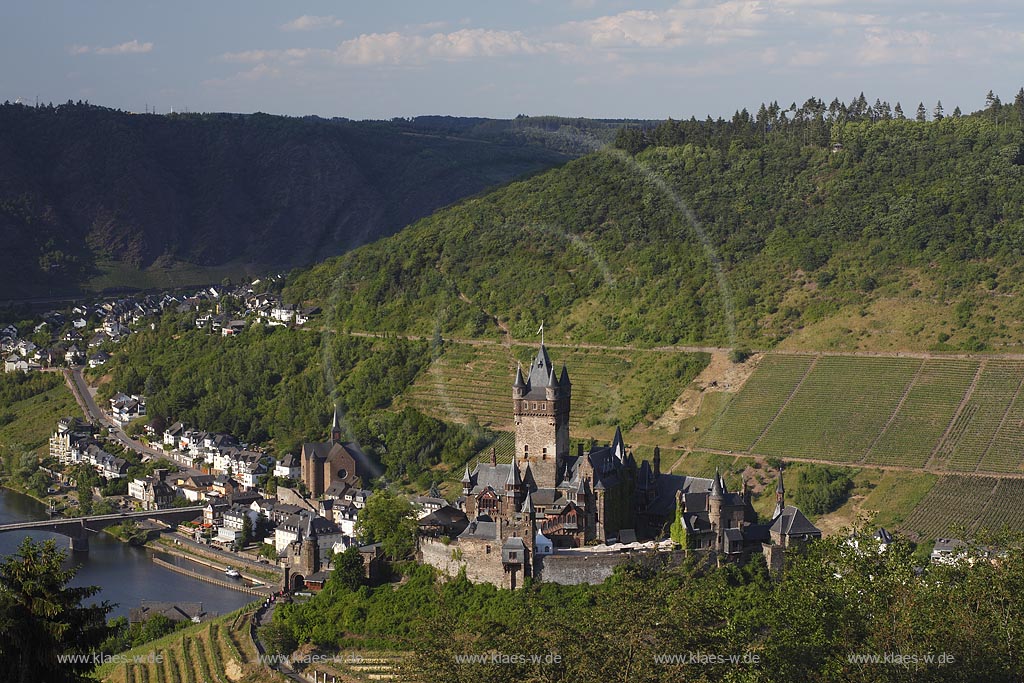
[404, 342, 707, 433]
[698, 354, 1024, 473]
[98, 607, 283, 683]
[937, 360, 1024, 471]
[974, 478, 1024, 533]
[696, 354, 815, 452]
[753, 356, 920, 462]
[865, 359, 979, 468]
[897, 475, 1008, 540]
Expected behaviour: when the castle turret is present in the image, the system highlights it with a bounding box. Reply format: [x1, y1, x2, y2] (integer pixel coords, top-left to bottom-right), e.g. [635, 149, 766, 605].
[513, 364, 527, 399]
[709, 468, 724, 549]
[461, 465, 473, 496]
[505, 461, 522, 511]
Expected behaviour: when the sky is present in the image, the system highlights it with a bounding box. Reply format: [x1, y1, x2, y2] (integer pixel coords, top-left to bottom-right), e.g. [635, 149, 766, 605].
[3, 1, 1024, 120]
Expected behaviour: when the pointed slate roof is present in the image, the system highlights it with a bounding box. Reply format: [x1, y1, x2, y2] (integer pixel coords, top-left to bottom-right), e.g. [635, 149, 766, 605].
[770, 506, 821, 537]
[611, 426, 625, 462]
[513, 364, 526, 388]
[461, 465, 472, 484]
[521, 489, 534, 514]
[521, 345, 554, 398]
[546, 367, 558, 389]
[506, 461, 521, 488]
[710, 468, 724, 500]
[559, 363, 571, 386]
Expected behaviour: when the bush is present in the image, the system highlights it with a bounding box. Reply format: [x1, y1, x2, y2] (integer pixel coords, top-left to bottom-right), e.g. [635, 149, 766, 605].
[793, 465, 853, 516]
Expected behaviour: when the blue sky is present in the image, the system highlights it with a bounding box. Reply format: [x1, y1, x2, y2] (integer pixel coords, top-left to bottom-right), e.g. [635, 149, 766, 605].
[3, 1, 1023, 120]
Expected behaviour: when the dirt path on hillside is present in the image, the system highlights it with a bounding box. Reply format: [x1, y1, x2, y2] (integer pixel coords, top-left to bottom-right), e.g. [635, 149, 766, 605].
[648, 351, 761, 432]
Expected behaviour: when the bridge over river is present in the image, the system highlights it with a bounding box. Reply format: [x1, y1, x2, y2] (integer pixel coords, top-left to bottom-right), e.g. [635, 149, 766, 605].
[0, 506, 205, 551]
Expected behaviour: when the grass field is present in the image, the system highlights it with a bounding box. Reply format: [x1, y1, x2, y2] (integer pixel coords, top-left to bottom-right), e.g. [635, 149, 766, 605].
[697, 354, 1024, 475]
[0, 380, 79, 456]
[404, 342, 707, 435]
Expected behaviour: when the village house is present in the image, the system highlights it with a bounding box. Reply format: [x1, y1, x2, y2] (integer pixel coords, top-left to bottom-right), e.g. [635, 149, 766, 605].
[110, 393, 146, 426]
[274, 453, 301, 479]
[128, 469, 177, 510]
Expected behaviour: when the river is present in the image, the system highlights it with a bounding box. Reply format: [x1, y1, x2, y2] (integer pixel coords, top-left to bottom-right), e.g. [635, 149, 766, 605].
[0, 488, 254, 620]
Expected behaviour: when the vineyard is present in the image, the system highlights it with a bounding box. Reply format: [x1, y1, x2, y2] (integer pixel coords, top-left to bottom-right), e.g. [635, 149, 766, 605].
[97, 607, 283, 683]
[404, 342, 707, 434]
[698, 354, 1024, 474]
[695, 354, 815, 452]
[893, 475, 1024, 541]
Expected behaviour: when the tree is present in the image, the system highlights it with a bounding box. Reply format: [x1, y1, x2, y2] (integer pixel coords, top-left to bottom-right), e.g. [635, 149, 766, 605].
[356, 488, 417, 561]
[916, 102, 928, 122]
[894, 102, 905, 119]
[933, 100, 944, 120]
[238, 513, 253, 549]
[0, 538, 112, 682]
[329, 546, 365, 591]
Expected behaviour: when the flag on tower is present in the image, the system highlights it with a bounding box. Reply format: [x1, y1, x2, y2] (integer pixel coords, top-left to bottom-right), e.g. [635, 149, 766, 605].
[537, 321, 544, 345]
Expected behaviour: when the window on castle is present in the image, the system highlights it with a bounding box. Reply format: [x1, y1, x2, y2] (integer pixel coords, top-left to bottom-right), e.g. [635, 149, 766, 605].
[542, 447, 547, 460]
[486, 545, 491, 554]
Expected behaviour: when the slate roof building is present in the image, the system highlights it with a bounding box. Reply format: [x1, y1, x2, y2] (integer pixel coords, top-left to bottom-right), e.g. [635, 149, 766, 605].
[300, 407, 373, 499]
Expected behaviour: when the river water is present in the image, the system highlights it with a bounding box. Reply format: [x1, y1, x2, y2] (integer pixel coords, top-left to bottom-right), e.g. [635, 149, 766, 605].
[0, 488, 254, 620]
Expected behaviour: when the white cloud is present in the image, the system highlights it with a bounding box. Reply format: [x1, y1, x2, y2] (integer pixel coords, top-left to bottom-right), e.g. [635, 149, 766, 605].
[69, 39, 153, 56]
[858, 27, 933, 65]
[563, 1, 768, 49]
[281, 15, 344, 32]
[335, 29, 556, 65]
[220, 48, 321, 64]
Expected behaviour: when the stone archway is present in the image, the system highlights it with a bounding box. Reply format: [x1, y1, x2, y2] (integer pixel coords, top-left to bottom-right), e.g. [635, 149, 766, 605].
[291, 573, 306, 592]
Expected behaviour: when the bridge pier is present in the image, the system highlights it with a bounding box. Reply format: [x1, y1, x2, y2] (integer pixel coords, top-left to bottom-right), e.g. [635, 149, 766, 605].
[69, 521, 89, 553]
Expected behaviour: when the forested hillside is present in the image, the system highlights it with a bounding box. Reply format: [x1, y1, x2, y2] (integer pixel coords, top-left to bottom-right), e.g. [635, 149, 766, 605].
[0, 103, 591, 298]
[288, 93, 1024, 351]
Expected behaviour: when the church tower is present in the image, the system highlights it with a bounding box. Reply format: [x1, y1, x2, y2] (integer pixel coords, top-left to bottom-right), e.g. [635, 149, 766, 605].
[513, 345, 571, 487]
[331, 406, 342, 445]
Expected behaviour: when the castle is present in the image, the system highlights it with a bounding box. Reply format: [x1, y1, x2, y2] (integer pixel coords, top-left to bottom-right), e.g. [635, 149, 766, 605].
[421, 343, 821, 588]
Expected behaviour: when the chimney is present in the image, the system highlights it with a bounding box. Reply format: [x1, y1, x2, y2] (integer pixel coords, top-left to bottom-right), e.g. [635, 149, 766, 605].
[490, 447, 497, 466]
[154, 468, 167, 483]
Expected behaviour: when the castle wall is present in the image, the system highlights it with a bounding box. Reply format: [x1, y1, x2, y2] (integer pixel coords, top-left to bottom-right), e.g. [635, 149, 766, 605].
[536, 549, 688, 585]
[419, 538, 508, 586]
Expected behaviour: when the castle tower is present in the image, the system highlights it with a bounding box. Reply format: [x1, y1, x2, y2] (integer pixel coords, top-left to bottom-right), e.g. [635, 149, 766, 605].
[513, 345, 571, 487]
[709, 468, 725, 551]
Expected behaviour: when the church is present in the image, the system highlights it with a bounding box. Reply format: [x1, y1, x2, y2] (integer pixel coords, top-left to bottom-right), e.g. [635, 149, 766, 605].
[300, 407, 372, 499]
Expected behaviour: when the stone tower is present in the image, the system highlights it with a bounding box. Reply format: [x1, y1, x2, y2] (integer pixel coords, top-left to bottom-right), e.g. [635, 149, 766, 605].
[513, 345, 571, 487]
[709, 468, 725, 550]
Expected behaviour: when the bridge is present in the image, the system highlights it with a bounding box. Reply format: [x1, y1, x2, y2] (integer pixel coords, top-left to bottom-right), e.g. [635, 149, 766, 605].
[0, 506, 206, 552]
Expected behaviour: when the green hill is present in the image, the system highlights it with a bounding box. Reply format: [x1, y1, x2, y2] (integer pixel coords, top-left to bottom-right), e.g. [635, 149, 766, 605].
[0, 103, 598, 299]
[288, 101, 1024, 352]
